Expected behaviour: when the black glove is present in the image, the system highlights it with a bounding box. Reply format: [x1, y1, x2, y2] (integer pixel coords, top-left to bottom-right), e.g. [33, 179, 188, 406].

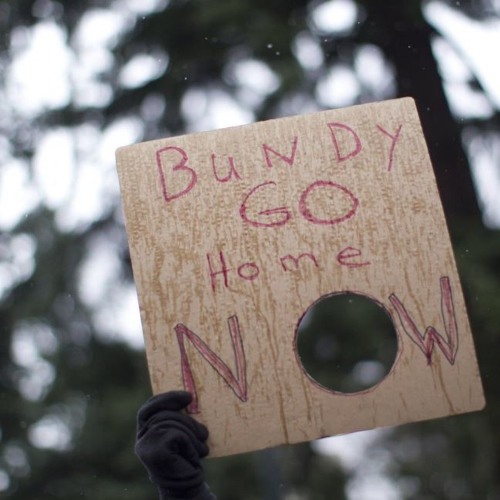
[135, 391, 216, 500]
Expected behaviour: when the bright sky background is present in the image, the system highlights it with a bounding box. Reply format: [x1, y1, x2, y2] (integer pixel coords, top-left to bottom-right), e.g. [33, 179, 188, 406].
[1, 0, 499, 497]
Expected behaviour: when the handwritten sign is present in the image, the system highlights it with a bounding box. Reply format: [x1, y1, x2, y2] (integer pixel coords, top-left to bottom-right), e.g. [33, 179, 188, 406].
[116, 98, 484, 457]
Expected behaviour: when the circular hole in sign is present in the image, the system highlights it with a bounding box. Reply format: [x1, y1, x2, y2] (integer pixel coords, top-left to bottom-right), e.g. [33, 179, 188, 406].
[295, 292, 398, 394]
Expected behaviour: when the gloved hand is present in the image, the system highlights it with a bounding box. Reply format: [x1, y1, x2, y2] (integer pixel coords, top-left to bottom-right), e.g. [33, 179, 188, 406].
[135, 391, 216, 500]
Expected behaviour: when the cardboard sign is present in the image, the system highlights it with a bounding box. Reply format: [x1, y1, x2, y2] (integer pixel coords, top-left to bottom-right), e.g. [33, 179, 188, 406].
[116, 98, 484, 457]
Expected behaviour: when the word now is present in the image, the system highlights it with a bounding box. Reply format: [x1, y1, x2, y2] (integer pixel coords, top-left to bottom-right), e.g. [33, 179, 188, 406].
[155, 121, 404, 204]
[206, 247, 370, 293]
[175, 276, 458, 413]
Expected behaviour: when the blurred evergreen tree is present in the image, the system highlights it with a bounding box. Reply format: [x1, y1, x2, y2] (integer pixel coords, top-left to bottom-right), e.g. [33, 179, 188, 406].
[0, 0, 499, 499]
